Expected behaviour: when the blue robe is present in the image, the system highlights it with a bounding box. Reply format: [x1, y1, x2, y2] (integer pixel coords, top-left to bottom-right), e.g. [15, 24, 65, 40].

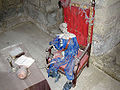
[48, 36, 79, 80]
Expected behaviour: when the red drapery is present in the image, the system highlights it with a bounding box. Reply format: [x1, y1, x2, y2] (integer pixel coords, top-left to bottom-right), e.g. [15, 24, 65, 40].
[64, 6, 95, 46]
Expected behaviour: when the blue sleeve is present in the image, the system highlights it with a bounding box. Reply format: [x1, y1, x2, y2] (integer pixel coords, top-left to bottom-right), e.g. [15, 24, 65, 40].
[49, 36, 63, 50]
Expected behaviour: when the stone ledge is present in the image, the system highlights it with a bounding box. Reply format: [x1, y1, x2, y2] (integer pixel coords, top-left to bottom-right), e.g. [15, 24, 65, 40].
[91, 43, 120, 81]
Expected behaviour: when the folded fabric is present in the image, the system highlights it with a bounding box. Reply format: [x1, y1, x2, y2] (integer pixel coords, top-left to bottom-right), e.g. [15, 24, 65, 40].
[47, 36, 79, 80]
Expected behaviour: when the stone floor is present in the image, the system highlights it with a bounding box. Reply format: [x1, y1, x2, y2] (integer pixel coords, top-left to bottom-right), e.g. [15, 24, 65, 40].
[0, 22, 120, 90]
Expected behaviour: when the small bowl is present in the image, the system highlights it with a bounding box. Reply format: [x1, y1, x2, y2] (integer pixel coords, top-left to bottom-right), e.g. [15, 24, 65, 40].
[16, 66, 28, 80]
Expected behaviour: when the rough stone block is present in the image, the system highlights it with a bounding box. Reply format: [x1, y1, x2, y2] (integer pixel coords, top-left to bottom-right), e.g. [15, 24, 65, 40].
[39, 0, 51, 7]
[116, 55, 120, 66]
[46, 5, 57, 13]
[5, 16, 26, 29]
[92, 29, 120, 55]
[0, 23, 3, 33]
[47, 12, 57, 26]
[106, 0, 120, 7]
[0, 0, 2, 10]
[27, 4, 38, 19]
[29, 0, 39, 7]
[27, 4, 48, 25]
[92, 0, 120, 55]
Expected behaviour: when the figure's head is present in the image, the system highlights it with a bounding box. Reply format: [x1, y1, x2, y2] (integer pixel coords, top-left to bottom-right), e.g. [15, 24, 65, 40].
[59, 23, 68, 34]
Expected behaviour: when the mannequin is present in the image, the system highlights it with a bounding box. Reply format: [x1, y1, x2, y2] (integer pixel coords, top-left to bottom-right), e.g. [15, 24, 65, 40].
[48, 23, 79, 83]
[58, 23, 76, 39]
[56, 23, 76, 58]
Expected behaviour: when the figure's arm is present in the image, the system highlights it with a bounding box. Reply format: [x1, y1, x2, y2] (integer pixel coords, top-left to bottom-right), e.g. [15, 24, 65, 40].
[46, 36, 63, 64]
[46, 45, 54, 64]
[49, 36, 64, 50]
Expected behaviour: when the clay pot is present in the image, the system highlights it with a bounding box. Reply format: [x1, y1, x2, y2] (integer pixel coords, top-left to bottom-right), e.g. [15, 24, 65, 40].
[16, 66, 28, 80]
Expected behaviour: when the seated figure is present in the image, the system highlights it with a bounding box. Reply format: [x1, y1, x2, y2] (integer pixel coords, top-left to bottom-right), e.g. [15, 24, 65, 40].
[47, 23, 79, 82]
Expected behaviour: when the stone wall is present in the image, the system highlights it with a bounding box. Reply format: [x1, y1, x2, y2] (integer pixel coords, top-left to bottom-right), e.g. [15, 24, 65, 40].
[0, 0, 24, 21]
[92, 0, 120, 55]
[91, 0, 120, 81]
[24, 0, 63, 36]
[0, 0, 63, 36]
[0, 0, 24, 33]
